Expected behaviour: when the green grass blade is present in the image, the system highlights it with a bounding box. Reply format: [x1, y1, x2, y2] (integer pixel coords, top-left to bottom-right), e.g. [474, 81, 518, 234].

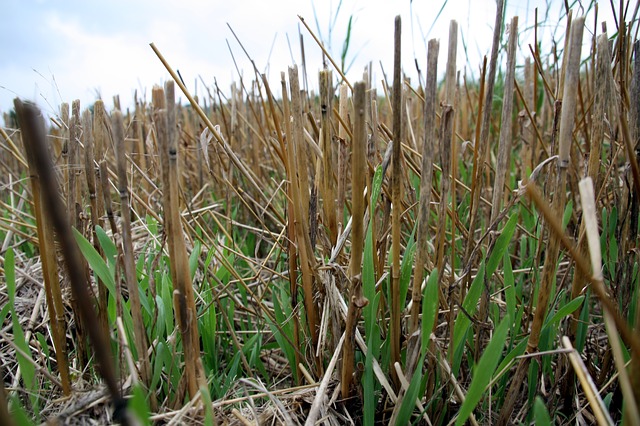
[421, 270, 439, 355]
[189, 239, 201, 280]
[399, 228, 417, 310]
[73, 228, 116, 295]
[6, 248, 36, 398]
[533, 396, 551, 426]
[453, 261, 486, 369]
[9, 395, 34, 426]
[486, 213, 518, 278]
[363, 165, 384, 426]
[96, 225, 117, 270]
[395, 354, 425, 425]
[455, 314, 510, 426]
[129, 384, 151, 426]
[503, 252, 516, 327]
[544, 295, 584, 328]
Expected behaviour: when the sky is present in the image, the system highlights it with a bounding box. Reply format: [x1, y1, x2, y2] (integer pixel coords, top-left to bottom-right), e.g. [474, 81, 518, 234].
[0, 0, 622, 120]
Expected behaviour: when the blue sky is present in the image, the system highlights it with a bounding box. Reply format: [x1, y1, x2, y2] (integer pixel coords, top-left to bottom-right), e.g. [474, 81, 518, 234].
[0, 0, 617, 119]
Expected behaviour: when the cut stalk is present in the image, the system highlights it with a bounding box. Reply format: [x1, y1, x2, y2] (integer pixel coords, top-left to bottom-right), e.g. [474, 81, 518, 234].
[477, 16, 518, 358]
[112, 110, 152, 388]
[579, 178, 639, 425]
[14, 99, 123, 412]
[631, 38, 640, 415]
[341, 81, 367, 398]
[563, 31, 613, 411]
[283, 68, 320, 371]
[82, 108, 109, 341]
[408, 38, 439, 347]
[16, 101, 71, 396]
[68, 100, 90, 370]
[337, 82, 349, 234]
[498, 17, 585, 425]
[154, 83, 206, 399]
[390, 14, 403, 388]
[441, 19, 458, 361]
[319, 70, 338, 246]
[290, 63, 319, 331]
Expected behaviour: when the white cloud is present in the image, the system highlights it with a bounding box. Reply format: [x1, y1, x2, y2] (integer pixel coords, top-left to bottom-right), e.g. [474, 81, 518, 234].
[0, 0, 623, 120]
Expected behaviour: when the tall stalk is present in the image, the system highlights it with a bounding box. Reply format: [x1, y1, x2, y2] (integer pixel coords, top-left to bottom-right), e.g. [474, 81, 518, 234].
[319, 70, 338, 246]
[342, 80, 367, 398]
[563, 30, 613, 412]
[82, 108, 109, 342]
[283, 67, 320, 370]
[154, 83, 206, 399]
[408, 38, 439, 356]
[498, 17, 585, 425]
[477, 16, 518, 358]
[14, 99, 124, 414]
[68, 100, 90, 370]
[390, 14, 403, 388]
[337, 82, 349, 234]
[112, 110, 152, 388]
[16, 101, 71, 396]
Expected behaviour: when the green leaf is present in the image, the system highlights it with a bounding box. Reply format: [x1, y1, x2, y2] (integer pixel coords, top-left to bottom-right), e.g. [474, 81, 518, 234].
[453, 262, 486, 353]
[544, 296, 584, 328]
[6, 248, 36, 395]
[201, 386, 215, 426]
[189, 239, 201, 281]
[421, 270, 439, 356]
[455, 314, 510, 426]
[562, 200, 573, 231]
[395, 354, 425, 425]
[6, 247, 16, 301]
[399, 229, 417, 309]
[96, 225, 117, 269]
[9, 395, 34, 426]
[576, 291, 589, 352]
[269, 284, 296, 383]
[73, 228, 116, 295]
[129, 384, 151, 426]
[363, 165, 384, 426]
[487, 213, 518, 278]
[503, 253, 515, 326]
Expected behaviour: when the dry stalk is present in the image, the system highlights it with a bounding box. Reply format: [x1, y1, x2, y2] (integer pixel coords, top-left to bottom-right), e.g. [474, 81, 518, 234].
[441, 19, 458, 359]
[467, 0, 505, 250]
[82, 108, 110, 342]
[68, 100, 91, 369]
[579, 177, 639, 424]
[563, 31, 613, 410]
[319, 70, 337, 246]
[390, 14, 403, 388]
[489, 17, 518, 222]
[337, 82, 349, 234]
[14, 99, 124, 415]
[631, 38, 640, 416]
[477, 16, 518, 358]
[16, 100, 71, 396]
[297, 15, 352, 91]
[341, 81, 367, 398]
[277, 72, 303, 384]
[283, 68, 320, 371]
[562, 336, 615, 426]
[113, 110, 152, 388]
[290, 65, 321, 348]
[498, 16, 585, 426]
[150, 43, 284, 226]
[408, 38, 439, 352]
[154, 83, 206, 399]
